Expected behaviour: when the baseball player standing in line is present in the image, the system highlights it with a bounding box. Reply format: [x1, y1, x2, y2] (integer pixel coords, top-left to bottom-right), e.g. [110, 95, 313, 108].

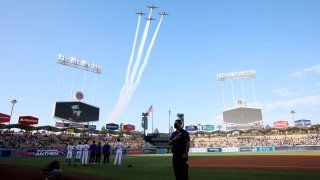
[75, 141, 82, 165]
[66, 142, 74, 165]
[89, 140, 97, 164]
[95, 142, 102, 165]
[82, 141, 90, 166]
[102, 141, 111, 165]
[114, 138, 123, 165]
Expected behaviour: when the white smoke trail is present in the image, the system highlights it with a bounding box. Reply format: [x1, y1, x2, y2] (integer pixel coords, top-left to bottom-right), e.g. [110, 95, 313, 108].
[128, 9, 153, 88]
[126, 16, 164, 104]
[118, 15, 142, 102]
[107, 14, 144, 123]
[107, 10, 164, 123]
[110, 9, 154, 120]
[125, 15, 142, 91]
[120, 10, 156, 114]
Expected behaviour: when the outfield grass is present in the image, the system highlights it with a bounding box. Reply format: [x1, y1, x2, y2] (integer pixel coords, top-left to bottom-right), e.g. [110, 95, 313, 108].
[1, 152, 320, 180]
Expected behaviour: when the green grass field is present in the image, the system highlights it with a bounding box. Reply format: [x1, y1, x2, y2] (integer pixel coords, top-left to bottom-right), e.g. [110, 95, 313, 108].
[1, 152, 320, 180]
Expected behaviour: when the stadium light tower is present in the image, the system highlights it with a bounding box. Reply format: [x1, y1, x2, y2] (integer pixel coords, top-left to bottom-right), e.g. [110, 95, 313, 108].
[57, 54, 102, 74]
[217, 70, 257, 109]
[217, 70, 262, 131]
[56, 54, 102, 104]
[9, 99, 17, 125]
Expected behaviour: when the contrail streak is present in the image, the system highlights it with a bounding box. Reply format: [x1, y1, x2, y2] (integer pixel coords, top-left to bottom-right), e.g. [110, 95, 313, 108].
[112, 9, 154, 120]
[125, 15, 142, 91]
[127, 16, 164, 103]
[107, 10, 165, 123]
[107, 15, 143, 123]
[119, 15, 142, 102]
[128, 9, 153, 88]
[122, 10, 155, 114]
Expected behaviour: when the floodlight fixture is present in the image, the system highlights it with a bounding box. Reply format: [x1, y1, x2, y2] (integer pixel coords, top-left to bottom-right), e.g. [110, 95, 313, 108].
[217, 70, 256, 81]
[57, 54, 102, 74]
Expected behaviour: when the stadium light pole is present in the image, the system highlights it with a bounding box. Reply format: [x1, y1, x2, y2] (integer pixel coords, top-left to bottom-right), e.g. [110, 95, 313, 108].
[56, 54, 102, 104]
[217, 70, 257, 108]
[9, 99, 17, 125]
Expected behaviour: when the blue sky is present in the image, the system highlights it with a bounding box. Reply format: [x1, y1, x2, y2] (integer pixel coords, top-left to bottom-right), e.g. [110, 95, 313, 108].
[1, 0, 319, 133]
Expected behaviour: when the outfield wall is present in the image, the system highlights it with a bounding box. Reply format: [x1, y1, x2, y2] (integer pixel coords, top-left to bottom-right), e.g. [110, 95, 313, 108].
[0, 148, 67, 157]
[189, 145, 320, 153]
[0, 148, 150, 157]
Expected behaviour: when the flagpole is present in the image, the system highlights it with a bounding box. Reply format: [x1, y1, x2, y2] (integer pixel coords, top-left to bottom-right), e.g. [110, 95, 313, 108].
[152, 105, 154, 133]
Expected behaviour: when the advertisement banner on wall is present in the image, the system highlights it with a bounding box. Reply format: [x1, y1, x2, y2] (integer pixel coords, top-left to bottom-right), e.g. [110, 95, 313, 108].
[18, 116, 39, 125]
[84, 125, 96, 130]
[70, 123, 85, 128]
[222, 147, 240, 152]
[202, 125, 214, 131]
[123, 124, 135, 131]
[35, 150, 59, 156]
[275, 146, 320, 151]
[55, 122, 65, 128]
[143, 149, 157, 154]
[295, 119, 311, 127]
[302, 120, 311, 126]
[106, 123, 119, 130]
[240, 147, 255, 152]
[4, 148, 67, 157]
[67, 129, 74, 133]
[207, 148, 222, 152]
[189, 148, 207, 153]
[0, 113, 11, 123]
[185, 125, 198, 132]
[273, 120, 289, 129]
[128, 149, 142, 154]
[156, 149, 168, 154]
[256, 146, 275, 152]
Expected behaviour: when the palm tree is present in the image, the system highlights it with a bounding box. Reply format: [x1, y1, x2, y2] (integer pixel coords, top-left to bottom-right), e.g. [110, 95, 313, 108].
[290, 110, 296, 126]
[153, 128, 159, 134]
[217, 125, 222, 131]
[169, 126, 174, 133]
[197, 123, 201, 132]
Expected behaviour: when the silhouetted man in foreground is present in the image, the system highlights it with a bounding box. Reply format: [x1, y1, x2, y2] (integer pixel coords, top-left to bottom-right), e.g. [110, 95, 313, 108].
[169, 119, 190, 180]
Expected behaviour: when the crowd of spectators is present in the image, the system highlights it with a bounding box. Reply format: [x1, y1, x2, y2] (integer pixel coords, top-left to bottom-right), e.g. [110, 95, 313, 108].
[1, 129, 320, 150]
[192, 134, 320, 148]
[0, 130, 145, 150]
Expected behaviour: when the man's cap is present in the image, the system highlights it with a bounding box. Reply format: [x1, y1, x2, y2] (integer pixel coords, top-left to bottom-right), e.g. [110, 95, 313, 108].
[175, 118, 182, 124]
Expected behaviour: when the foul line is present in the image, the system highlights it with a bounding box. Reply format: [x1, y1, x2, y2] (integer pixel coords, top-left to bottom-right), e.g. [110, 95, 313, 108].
[190, 164, 320, 169]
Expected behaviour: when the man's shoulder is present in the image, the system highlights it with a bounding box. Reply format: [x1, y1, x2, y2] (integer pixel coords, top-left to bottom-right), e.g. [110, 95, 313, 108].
[181, 129, 189, 134]
[171, 131, 178, 136]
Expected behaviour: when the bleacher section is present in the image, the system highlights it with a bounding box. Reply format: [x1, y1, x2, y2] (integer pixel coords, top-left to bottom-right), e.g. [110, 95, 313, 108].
[144, 133, 171, 148]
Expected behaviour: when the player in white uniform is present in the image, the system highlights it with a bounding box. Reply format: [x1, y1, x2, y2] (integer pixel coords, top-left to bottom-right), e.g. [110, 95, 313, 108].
[82, 141, 90, 165]
[114, 138, 123, 165]
[75, 142, 82, 165]
[66, 142, 74, 165]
